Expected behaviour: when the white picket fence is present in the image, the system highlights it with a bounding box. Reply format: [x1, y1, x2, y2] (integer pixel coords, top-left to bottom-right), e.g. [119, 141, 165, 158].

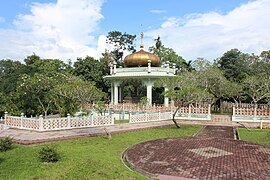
[129, 112, 171, 123]
[4, 113, 114, 131]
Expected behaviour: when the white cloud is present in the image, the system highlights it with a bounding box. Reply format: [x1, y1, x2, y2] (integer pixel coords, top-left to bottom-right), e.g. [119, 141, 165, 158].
[145, 0, 270, 61]
[150, 9, 167, 14]
[0, 0, 106, 62]
[161, 17, 181, 28]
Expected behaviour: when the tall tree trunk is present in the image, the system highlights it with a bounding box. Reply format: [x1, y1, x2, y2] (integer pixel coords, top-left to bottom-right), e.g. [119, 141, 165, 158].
[172, 106, 181, 128]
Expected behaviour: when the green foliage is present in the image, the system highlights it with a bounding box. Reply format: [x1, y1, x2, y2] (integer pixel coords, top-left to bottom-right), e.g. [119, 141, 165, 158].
[73, 56, 110, 93]
[0, 60, 26, 94]
[158, 71, 213, 127]
[52, 76, 105, 115]
[38, 145, 60, 163]
[0, 126, 200, 179]
[0, 137, 13, 152]
[24, 54, 71, 76]
[138, 96, 148, 106]
[17, 73, 62, 116]
[159, 71, 213, 105]
[149, 36, 191, 71]
[106, 31, 136, 52]
[106, 31, 136, 63]
[242, 75, 270, 104]
[216, 49, 250, 82]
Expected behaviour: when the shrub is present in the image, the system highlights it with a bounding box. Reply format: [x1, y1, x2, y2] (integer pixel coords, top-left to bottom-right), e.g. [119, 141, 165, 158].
[0, 137, 13, 152]
[38, 145, 60, 163]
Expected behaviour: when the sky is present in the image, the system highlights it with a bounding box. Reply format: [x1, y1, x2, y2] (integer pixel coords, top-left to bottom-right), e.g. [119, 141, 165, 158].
[0, 0, 269, 62]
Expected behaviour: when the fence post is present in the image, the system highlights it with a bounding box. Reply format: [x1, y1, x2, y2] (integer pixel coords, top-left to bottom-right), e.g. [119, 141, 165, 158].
[111, 112, 114, 125]
[67, 113, 71, 128]
[129, 111, 132, 123]
[20, 113, 24, 128]
[232, 105, 235, 122]
[39, 115, 44, 131]
[4, 112, 8, 125]
[188, 104, 191, 119]
[90, 113, 93, 126]
[158, 110, 161, 121]
[254, 104, 258, 120]
[208, 104, 211, 120]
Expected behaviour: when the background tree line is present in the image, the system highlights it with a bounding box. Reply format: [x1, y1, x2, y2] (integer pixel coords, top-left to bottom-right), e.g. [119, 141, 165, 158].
[0, 30, 270, 117]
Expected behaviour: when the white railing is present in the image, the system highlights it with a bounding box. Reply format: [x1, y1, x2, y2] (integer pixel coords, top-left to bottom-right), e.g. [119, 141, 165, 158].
[232, 105, 270, 122]
[107, 104, 170, 112]
[4, 113, 114, 131]
[104, 103, 211, 114]
[129, 112, 171, 123]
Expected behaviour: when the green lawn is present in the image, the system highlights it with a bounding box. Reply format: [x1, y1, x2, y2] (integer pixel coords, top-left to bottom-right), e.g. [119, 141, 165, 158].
[0, 125, 201, 180]
[114, 120, 129, 124]
[237, 128, 270, 146]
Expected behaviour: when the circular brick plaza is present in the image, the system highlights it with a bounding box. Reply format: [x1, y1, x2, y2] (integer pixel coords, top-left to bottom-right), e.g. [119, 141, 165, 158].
[124, 137, 270, 179]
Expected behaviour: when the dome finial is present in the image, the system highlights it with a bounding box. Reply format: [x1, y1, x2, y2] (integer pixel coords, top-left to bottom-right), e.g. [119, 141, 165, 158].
[140, 32, 144, 49]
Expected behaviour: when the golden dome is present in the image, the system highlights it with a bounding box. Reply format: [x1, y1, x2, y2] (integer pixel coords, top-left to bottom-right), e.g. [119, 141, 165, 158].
[124, 49, 160, 67]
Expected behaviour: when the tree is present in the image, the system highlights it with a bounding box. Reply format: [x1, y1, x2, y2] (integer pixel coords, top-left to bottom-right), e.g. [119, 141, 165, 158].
[149, 36, 192, 72]
[73, 56, 110, 94]
[52, 76, 105, 114]
[242, 75, 270, 104]
[224, 81, 243, 104]
[216, 49, 250, 82]
[0, 60, 26, 94]
[17, 73, 65, 117]
[106, 31, 136, 62]
[24, 54, 71, 76]
[260, 50, 270, 63]
[158, 72, 213, 128]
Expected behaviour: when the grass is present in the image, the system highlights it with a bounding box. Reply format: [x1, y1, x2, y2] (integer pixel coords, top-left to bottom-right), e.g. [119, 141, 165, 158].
[114, 120, 129, 124]
[237, 128, 270, 146]
[0, 125, 201, 180]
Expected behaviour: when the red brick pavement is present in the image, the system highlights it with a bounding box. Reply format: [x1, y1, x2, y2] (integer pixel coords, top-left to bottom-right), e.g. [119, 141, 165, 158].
[124, 126, 270, 179]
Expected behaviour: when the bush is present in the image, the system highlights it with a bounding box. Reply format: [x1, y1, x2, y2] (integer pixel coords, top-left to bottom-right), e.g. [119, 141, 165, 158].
[38, 145, 60, 163]
[0, 137, 13, 152]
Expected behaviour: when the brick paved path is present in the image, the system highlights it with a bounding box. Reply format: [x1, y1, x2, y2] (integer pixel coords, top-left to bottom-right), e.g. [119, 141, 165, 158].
[124, 126, 270, 179]
[196, 126, 235, 139]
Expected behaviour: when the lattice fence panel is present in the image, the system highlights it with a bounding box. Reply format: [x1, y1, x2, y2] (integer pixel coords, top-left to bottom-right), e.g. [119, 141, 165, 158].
[148, 113, 160, 121]
[191, 108, 208, 114]
[22, 119, 40, 129]
[235, 109, 255, 116]
[160, 112, 171, 120]
[257, 110, 270, 116]
[92, 116, 113, 126]
[178, 107, 189, 114]
[5, 116, 21, 127]
[130, 114, 148, 123]
[43, 118, 68, 130]
[70, 117, 92, 128]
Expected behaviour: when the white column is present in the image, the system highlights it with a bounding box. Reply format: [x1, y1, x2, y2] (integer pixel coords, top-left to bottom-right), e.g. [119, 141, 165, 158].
[110, 83, 114, 105]
[147, 83, 152, 105]
[164, 87, 169, 107]
[114, 82, 119, 105]
[143, 78, 154, 106]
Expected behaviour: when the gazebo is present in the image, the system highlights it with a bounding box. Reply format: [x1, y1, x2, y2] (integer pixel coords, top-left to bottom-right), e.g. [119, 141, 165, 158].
[104, 35, 176, 107]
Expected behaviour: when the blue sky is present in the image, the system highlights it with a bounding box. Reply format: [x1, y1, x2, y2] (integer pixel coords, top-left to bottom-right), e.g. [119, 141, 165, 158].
[0, 0, 269, 62]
